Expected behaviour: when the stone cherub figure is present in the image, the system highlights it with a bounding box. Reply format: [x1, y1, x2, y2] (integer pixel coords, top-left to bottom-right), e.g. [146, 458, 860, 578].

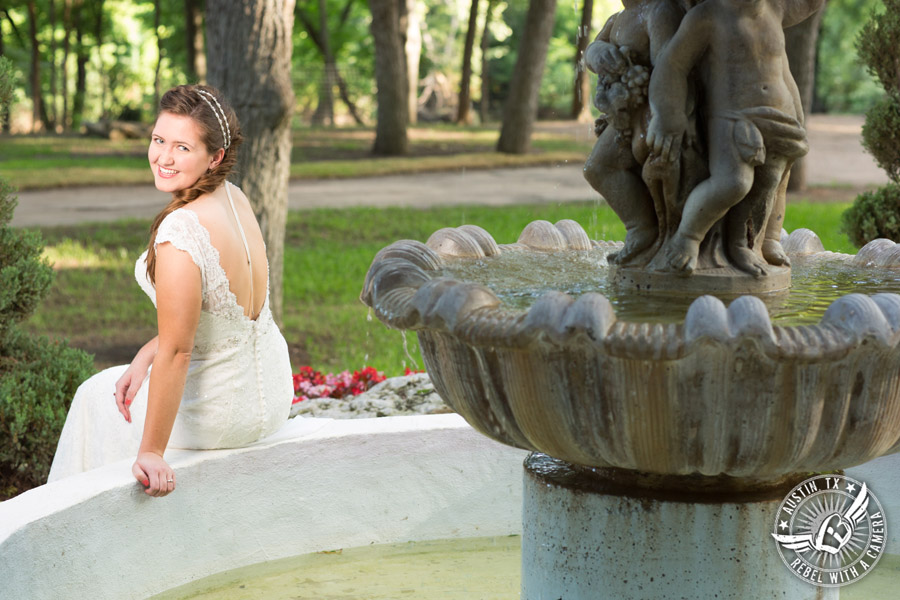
[646, 0, 825, 276]
[582, 0, 689, 265]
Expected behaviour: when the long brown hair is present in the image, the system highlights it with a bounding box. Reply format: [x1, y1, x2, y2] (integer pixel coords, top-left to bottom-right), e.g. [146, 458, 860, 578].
[145, 84, 243, 284]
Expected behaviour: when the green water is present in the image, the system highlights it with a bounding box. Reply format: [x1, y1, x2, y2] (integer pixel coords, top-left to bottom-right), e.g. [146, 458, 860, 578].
[150, 536, 521, 600]
[441, 252, 900, 325]
[150, 537, 898, 599]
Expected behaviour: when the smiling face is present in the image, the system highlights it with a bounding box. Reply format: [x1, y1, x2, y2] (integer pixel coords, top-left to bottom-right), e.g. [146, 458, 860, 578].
[148, 112, 223, 193]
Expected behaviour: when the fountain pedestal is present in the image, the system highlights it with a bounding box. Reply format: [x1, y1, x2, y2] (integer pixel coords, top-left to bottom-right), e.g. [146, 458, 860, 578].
[521, 454, 837, 600]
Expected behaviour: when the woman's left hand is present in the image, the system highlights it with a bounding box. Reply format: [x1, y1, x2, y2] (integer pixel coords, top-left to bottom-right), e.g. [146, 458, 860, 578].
[133, 451, 176, 497]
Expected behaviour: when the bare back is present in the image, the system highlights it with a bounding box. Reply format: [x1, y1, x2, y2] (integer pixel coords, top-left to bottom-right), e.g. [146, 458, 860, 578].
[188, 183, 268, 320]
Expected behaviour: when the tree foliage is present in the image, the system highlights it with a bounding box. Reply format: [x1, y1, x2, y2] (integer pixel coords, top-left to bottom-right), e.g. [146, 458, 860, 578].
[842, 0, 900, 246]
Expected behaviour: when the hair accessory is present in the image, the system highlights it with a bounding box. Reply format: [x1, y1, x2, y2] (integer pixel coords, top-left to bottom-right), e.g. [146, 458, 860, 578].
[196, 89, 231, 150]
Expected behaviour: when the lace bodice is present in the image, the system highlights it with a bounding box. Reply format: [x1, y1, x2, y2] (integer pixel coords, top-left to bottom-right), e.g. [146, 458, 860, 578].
[135, 207, 274, 356]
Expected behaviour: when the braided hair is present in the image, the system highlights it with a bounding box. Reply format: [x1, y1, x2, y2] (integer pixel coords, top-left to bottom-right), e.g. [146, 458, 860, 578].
[145, 84, 243, 284]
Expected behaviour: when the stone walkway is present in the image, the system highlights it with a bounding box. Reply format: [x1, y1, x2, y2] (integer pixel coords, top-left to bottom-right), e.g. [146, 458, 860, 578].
[10, 115, 887, 228]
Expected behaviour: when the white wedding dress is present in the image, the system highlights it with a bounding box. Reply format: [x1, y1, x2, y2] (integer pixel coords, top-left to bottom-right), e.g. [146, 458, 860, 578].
[48, 183, 293, 481]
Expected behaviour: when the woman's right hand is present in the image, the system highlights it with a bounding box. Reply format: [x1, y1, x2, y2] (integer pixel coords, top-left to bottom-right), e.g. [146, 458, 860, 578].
[115, 362, 149, 423]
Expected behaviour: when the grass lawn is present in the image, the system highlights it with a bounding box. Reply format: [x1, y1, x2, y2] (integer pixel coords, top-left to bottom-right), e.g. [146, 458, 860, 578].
[0, 124, 591, 191]
[23, 200, 855, 378]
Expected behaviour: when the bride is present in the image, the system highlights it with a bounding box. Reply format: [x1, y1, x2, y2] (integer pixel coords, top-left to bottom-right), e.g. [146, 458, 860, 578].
[48, 85, 293, 496]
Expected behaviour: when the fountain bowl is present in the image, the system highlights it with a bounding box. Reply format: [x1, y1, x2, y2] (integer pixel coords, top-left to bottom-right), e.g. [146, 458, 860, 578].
[362, 220, 900, 483]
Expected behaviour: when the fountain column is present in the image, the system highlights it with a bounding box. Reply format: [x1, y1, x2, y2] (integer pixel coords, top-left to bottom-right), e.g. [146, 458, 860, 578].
[521, 454, 836, 600]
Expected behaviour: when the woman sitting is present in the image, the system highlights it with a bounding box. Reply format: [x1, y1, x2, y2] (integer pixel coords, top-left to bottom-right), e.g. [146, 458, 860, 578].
[48, 85, 293, 497]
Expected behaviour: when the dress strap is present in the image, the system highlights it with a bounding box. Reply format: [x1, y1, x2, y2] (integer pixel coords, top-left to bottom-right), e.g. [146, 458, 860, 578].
[224, 182, 255, 318]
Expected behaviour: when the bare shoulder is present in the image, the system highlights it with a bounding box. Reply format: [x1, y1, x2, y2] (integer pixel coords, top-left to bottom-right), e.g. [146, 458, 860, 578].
[647, 0, 685, 26]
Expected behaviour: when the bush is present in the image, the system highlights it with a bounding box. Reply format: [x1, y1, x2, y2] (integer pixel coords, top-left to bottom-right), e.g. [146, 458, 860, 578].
[844, 1, 900, 247]
[0, 327, 95, 498]
[0, 56, 95, 499]
[861, 96, 900, 183]
[841, 183, 900, 247]
[856, 0, 900, 97]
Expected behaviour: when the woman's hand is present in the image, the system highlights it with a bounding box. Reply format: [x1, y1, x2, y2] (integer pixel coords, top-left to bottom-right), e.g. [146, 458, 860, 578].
[115, 336, 158, 422]
[133, 451, 176, 497]
[115, 363, 149, 423]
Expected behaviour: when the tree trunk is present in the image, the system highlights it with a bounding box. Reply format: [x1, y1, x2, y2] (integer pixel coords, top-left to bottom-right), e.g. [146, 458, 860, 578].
[72, 15, 87, 128]
[496, 0, 557, 154]
[479, 0, 496, 124]
[784, 3, 826, 192]
[184, 0, 206, 83]
[48, 0, 58, 130]
[456, 0, 479, 124]
[572, 0, 593, 121]
[206, 0, 295, 324]
[310, 0, 335, 126]
[369, 0, 408, 155]
[61, 0, 72, 129]
[27, 0, 43, 132]
[153, 0, 162, 110]
[405, 0, 421, 124]
[93, 0, 105, 119]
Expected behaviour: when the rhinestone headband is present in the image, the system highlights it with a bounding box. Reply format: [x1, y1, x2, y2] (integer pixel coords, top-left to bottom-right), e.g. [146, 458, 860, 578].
[196, 89, 231, 150]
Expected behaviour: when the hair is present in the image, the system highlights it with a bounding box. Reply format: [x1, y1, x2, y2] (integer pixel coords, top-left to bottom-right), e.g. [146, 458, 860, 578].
[145, 84, 243, 284]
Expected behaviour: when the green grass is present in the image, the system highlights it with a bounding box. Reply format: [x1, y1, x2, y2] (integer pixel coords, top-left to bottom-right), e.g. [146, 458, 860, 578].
[0, 124, 592, 191]
[783, 203, 855, 253]
[22, 200, 853, 378]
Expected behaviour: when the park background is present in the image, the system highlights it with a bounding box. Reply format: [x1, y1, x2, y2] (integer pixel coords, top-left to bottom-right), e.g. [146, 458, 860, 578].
[0, 0, 895, 496]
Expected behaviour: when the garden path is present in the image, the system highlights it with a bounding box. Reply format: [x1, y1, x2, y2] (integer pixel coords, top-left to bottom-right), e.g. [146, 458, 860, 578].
[10, 115, 887, 228]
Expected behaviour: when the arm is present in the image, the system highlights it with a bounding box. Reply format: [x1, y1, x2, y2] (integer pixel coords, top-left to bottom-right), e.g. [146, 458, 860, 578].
[584, 12, 624, 75]
[646, 0, 685, 66]
[132, 241, 202, 496]
[781, 0, 825, 29]
[115, 335, 158, 423]
[646, 7, 711, 161]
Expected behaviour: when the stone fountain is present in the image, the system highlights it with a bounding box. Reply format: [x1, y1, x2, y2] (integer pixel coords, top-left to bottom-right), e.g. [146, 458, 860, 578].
[362, 1, 900, 598]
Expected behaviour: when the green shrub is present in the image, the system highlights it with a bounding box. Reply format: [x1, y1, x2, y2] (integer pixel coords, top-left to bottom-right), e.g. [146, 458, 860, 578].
[0, 182, 54, 340]
[844, 1, 900, 247]
[856, 0, 900, 97]
[841, 183, 900, 247]
[0, 57, 95, 499]
[0, 326, 95, 498]
[861, 96, 900, 183]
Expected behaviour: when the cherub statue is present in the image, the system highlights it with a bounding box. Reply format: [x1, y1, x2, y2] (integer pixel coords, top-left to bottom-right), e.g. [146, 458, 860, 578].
[583, 0, 687, 265]
[647, 0, 825, 276]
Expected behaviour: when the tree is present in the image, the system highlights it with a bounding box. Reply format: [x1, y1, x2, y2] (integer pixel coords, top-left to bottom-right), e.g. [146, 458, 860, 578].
[206, 0, 296, 323]
[456, 0, 479, 124]
[404, 0, 421, 124]
[26, 0, 43, 131]
[184, 0, 206, 82]
[479, 0, 497, 123]
[571, 0, 593, 121]
[496, 0, 557, 154]
[841, 0, 900, 246]
[784, 3, 826, 191]
[369, 0, 408, 155]
[294, 0, 366, 126]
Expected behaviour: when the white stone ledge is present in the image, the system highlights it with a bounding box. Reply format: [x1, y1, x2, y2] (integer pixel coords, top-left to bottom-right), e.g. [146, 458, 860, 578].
[0, 414, 529, 600]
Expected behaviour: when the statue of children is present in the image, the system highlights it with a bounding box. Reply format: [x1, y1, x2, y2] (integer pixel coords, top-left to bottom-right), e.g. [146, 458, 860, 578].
[583, 0, 687, 265]
[647, 0, 824, 275]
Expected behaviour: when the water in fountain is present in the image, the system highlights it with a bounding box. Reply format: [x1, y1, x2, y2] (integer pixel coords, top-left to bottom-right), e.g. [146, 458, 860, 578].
[441, 249, 900, 325]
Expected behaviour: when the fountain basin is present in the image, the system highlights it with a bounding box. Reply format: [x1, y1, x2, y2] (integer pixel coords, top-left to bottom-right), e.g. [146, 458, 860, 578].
[362, 221, 900, 481]
[0, 415, 528, 600]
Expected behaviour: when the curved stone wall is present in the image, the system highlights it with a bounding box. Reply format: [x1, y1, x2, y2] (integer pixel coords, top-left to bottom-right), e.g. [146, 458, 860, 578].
[0, 415, 528, 600]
